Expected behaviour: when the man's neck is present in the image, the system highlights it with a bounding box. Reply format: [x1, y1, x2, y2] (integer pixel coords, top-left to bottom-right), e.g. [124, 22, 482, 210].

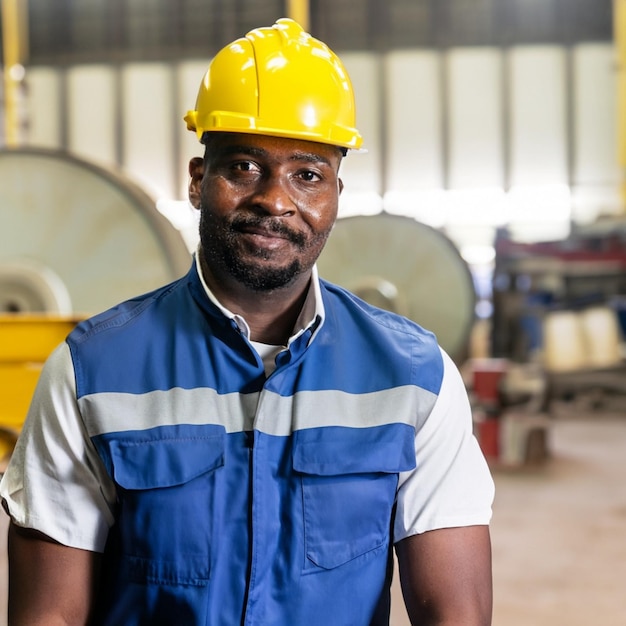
[199, 253, 311, 345]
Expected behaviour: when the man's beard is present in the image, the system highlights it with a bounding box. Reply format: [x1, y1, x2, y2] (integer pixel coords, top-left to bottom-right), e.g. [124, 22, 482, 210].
[199, 206, 318, 292]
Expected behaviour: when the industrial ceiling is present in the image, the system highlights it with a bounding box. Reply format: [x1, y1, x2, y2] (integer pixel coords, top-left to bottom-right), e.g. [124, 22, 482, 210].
[13, 0, 614, 66]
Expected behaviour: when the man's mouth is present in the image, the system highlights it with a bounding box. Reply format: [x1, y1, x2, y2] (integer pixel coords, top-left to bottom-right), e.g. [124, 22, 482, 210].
[232, 218, 305, 247]
[242, 224, 288, 240]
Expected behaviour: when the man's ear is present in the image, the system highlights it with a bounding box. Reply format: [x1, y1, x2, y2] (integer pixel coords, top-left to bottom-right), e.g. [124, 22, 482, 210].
[338, 178, 344, 196]
[188, 157, 205, 209]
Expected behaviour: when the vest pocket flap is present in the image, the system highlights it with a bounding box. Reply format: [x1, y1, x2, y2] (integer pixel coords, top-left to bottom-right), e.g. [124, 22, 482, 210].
[110, 433, 225, 490]
[292, 423, 416, 476]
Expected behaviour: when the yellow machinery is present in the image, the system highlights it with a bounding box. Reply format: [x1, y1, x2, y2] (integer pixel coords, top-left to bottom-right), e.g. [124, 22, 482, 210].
[0, 314, 80, 468]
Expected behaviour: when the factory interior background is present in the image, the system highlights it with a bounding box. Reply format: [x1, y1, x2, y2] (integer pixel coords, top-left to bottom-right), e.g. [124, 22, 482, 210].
[0, 1, 625, 624]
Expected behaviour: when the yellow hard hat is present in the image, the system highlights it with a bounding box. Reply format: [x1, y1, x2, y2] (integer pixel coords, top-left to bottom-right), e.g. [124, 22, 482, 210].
[184, 18, 363, 150]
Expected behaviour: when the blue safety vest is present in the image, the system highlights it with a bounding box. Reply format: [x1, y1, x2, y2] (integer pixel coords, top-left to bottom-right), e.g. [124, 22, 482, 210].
[67, 262, 442, 625]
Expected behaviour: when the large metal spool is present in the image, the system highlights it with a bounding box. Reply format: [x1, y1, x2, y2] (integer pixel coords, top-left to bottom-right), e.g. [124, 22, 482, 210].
[0, 147, 191, 315]
[0, 148, 192, 461]
[317, 213, 476, 364]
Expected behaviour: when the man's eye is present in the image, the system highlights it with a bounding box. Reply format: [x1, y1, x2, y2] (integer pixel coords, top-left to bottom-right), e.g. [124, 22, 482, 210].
[298, 170, 321, 182]
[232, 161, 259, 173]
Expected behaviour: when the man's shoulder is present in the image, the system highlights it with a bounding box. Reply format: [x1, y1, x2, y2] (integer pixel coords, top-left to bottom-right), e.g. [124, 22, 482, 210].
[314, 278, 445, 397]
[68, 273, 190, 347]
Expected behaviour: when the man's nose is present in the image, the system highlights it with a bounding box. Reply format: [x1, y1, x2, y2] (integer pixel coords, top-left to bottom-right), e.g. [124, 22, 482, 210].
[249, 175, 296, 216]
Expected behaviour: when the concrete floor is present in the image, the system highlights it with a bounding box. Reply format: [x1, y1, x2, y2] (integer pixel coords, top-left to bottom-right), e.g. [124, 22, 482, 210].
[0, 404, 625, 625]
[392, 399, 626, 626]
[490, 406, 626, 626]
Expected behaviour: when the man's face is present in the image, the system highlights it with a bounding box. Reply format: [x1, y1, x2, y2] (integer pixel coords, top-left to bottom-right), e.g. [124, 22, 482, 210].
[190, 133, 343, 292]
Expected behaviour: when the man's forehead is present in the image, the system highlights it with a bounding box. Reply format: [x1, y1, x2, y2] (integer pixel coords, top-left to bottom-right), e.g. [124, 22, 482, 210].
[205, 131, 344, 162]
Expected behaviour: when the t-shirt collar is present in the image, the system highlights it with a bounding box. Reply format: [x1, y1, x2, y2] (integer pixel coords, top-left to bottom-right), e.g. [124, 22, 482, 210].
[194, 245, 325, 346]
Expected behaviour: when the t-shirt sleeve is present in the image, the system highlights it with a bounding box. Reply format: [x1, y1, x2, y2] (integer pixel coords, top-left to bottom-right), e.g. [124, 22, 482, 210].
[394, 348, 495, 542]
[0, 342, 116, 552]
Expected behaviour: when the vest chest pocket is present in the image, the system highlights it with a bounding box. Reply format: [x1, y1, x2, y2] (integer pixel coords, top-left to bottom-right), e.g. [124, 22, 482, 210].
[292, 424, 416, 571]
[107, 427, 226, 586]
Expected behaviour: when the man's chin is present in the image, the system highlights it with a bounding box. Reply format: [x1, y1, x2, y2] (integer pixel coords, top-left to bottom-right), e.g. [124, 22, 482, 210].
[230, 261, 301, 292]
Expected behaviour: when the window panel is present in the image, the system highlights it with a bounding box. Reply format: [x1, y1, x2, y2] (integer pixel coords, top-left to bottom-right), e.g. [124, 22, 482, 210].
[447, 47, 503, 188]
[385, 50, 444, 192]
[508, 46, 568, 186]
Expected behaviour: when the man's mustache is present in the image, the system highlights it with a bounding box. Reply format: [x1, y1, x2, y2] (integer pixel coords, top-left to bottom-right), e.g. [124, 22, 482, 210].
[230, 216, 306, 246]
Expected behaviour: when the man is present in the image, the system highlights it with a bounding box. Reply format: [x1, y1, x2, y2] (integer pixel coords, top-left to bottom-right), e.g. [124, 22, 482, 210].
[1, 18, 494, 625]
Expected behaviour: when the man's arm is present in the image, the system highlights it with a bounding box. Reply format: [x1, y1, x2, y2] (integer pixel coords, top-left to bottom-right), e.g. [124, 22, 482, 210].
[396, 525, 492, 626]
[7, 522, 102, 626]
